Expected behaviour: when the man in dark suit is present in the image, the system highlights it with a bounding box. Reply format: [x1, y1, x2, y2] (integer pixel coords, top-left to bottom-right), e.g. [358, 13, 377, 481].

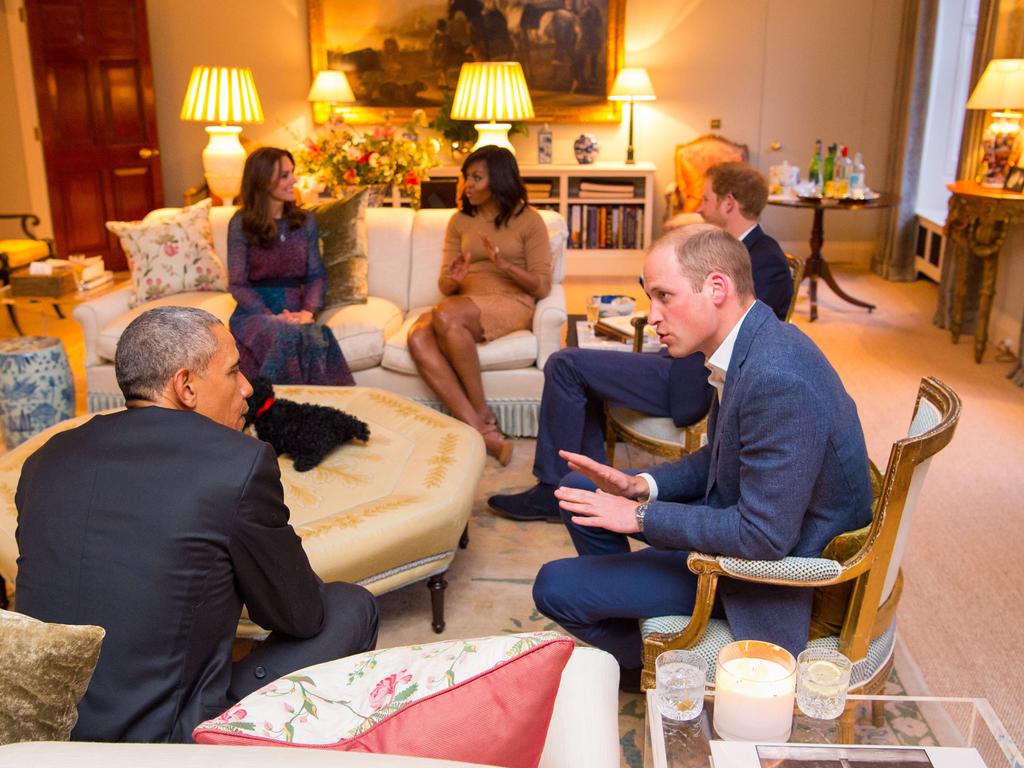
[15, 306, 378, 743]
[489, 163, 792, 521]
[532, 224, 871, 687]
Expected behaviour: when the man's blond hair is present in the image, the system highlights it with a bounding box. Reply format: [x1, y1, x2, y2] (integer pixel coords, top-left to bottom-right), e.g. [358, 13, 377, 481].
[653, 223, 755, 298]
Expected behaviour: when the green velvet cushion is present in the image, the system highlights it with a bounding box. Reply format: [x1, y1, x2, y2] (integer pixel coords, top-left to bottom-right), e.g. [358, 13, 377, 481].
[310, 189, 369, 310]
[0, 609, 105, 744]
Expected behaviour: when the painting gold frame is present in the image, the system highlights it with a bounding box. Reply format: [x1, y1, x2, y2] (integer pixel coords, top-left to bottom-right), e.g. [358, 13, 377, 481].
[308, 0, 625, 124]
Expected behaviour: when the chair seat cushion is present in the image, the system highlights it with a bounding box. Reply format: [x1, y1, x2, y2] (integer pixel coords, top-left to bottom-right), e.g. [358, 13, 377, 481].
[96, 291, 237, 362]
[0, 240, 49, 268]
[606, 405, 689, 445]
[320, 296, 403, 372]
[640, 616, 895, 689]
[193, 632, 574, 768]
[381, 308, 538, 374]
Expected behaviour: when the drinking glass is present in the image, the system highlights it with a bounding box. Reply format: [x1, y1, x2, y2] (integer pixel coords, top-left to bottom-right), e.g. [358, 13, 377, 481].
[655, 649, 707, 721]
[585, 295, 602, 330]
[796, 648, 852, 719]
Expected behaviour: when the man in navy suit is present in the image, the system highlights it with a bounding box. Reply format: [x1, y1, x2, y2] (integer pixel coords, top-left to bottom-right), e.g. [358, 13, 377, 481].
[489, 163, 792, 521]
[532, 224, 871, 688]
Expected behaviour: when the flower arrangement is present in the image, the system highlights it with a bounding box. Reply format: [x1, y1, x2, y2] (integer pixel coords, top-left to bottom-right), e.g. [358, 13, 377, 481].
[295, 110, 440, 207]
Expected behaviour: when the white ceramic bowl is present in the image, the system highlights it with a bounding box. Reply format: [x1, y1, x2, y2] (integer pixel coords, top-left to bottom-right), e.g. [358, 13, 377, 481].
[598, 295, 636, 317]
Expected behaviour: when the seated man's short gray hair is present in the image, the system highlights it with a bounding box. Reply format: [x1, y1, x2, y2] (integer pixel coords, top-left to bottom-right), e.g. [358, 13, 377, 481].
[115, 306, 223, 402]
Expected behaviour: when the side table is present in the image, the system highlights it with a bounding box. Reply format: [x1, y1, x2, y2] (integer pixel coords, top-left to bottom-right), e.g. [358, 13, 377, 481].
[0, 275, 130, 336]
[945, 180, 1024, 363]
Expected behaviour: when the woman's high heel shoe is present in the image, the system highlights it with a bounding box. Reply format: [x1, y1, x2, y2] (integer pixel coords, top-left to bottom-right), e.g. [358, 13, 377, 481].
[481, 425, 513, 466]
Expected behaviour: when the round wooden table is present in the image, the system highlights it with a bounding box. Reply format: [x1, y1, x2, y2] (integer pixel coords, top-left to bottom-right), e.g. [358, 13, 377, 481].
[767, 193, 896, 321]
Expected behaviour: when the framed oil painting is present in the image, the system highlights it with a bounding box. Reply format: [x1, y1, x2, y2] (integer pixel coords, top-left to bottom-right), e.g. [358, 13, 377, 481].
[308, 0, 624, 123]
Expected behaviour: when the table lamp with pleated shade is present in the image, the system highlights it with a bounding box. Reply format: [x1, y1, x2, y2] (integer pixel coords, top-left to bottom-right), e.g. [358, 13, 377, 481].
[609, 67, 656, 164]
[308, 70, 356, 124]
[450, 62, 534, 154]
[180, 66, 264, 203]
[967, 58, 1024, 187]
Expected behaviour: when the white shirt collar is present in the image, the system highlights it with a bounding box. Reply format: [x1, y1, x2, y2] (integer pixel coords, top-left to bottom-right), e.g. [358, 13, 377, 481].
[736, 223, 757, 243]
[705, 301, 757, 398]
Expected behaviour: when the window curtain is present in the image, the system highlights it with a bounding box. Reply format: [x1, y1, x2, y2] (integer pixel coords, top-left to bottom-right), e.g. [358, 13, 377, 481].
[934, 0, 1004, 333]
[873, 1, 939, 281]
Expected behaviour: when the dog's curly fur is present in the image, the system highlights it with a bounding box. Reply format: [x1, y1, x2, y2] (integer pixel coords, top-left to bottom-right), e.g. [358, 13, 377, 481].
[244, 378, 370, 472]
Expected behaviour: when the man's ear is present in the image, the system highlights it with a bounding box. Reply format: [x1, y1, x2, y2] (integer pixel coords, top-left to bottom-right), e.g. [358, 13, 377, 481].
[169, 367, 198, 410]
[707, 272, 731, 305]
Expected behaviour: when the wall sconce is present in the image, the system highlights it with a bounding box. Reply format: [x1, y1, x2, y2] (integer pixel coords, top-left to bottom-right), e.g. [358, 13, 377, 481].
[180, 66, 264, 204]
[450, 61, 535, 154]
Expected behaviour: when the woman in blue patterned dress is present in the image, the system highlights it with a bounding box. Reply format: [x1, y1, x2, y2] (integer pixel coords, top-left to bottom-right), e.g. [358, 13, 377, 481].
[227, 147, 353, 385]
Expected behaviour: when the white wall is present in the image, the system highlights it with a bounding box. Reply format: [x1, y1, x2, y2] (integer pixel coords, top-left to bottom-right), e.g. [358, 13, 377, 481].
[3, 0, 905, 270]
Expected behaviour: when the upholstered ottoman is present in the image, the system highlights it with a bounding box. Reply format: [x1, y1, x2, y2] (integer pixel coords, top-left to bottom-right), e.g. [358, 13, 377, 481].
[0, 386, 485, 632]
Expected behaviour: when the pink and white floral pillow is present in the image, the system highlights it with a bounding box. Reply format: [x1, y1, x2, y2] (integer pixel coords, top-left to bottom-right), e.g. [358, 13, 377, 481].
[193, 631, 574, 768]
[106, 198, 226, 305]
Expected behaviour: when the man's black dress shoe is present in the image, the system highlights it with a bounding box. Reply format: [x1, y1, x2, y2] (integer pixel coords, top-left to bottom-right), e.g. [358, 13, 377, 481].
[487, 482, 562, 522]
[618, 665, 644, 694]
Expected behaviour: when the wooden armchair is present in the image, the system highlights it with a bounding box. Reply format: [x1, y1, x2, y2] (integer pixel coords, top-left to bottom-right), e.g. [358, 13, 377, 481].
[664, 135, 750, 229]
[639, 376, 961, 695]
[604, 254, 804, 465]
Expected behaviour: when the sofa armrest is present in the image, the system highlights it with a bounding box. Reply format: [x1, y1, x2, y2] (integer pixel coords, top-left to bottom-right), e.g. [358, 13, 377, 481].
[533, 283, 566, 370]
[72, 287, 134, 367]
[540, 646, 619, 768]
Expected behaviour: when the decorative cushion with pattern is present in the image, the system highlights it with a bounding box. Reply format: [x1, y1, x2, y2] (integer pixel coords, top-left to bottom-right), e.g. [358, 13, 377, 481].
[0, 609, 105, 744]
[193, 632, 574, 768]
[106, 198, 227, 305]
[310, 189, 369, 310]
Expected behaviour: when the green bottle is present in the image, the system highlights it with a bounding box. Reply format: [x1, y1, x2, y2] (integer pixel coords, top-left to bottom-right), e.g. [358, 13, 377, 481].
[808, 139, 822, 189]
[823, 143, 837, 198]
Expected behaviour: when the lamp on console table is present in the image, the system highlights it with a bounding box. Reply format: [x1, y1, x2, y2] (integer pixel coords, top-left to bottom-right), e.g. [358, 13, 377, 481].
[449, 61, 534, 154]
[308, 69, 356, 125]
[966, 58, 1024, 188]
[180, 66, 264, 205]
[608, 67, 656, 164]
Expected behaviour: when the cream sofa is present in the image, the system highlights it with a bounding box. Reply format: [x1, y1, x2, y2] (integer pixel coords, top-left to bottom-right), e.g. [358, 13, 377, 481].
[0, 646, 621, 768]
[74, 206, 568, 437]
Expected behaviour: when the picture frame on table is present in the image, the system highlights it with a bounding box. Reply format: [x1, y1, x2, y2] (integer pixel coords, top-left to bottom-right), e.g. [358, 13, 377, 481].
[1003, 165, 1024, 193]
[307, 0, 625, 124]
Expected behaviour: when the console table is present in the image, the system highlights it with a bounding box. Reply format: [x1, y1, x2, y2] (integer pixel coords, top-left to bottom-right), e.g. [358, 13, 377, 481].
[945, 181, 1024, 364]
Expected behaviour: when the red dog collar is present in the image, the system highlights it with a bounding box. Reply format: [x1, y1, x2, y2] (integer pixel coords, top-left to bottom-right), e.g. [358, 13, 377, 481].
[255, 396, 275, 418]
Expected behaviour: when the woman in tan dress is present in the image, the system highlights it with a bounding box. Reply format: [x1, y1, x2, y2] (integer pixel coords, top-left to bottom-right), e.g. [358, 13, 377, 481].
[408, 146, 552, 465]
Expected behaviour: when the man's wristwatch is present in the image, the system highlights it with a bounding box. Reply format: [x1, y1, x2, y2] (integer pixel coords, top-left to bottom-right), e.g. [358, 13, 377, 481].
[635, 501, 650, 532]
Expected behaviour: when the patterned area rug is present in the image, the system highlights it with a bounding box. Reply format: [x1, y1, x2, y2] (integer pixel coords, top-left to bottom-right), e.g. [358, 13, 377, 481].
[373, 438, 922, 768]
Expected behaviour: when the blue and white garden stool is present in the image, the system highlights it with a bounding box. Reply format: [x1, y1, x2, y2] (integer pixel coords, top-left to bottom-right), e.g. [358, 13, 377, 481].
[0, 336, 75, 448]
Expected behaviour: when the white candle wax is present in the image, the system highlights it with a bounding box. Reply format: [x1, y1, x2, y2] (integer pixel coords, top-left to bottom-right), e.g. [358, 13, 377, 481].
[714, 656, 796, 742]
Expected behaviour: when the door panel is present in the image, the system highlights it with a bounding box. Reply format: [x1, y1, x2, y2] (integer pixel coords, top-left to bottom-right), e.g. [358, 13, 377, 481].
[26, 0, 163, 269]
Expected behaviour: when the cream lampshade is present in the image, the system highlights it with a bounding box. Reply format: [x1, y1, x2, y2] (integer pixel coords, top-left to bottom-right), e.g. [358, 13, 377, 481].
[608, 67, 656, 164]
[308, 70, 356, 124]
[967, 58, 1024, 187]
[450, 61, 535, 154]
[180, 66, 264, 203]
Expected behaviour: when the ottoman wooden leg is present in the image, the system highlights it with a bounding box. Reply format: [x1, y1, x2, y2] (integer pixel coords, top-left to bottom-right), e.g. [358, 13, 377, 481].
[459, 524, 469, 549]
[428, 573, 448, 634]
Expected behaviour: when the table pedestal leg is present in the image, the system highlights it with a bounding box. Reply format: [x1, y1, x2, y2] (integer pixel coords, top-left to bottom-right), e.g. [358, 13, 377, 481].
[802, 208, 876, 321]
[974, 254, 1000, 363]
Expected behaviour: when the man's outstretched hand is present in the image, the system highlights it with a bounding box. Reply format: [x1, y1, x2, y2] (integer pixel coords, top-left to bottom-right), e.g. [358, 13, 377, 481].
[558, 450, 649, 499]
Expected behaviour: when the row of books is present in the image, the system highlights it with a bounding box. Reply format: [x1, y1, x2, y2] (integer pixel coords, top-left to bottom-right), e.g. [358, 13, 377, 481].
[568, 204, 645, 250]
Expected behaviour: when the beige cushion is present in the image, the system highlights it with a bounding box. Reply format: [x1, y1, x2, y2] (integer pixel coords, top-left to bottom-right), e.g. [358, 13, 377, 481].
[106, 199, 227, 304]
[0, 609, 105, 744]
[0, 239, 49, 268]
[311, 190, 370, 310]
[606, 405, 689, 443]
[96, 291, 237, 362]
[365, 208, 415, 310]
[380, 308, 538, 375]
[320, 296, 404, 372]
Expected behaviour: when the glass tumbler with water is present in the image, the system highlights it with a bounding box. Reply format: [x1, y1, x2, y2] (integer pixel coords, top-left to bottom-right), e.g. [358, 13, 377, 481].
[585, 295, 602, 330]
[796, 648, 852, 719]
[656, 650, 707, 721]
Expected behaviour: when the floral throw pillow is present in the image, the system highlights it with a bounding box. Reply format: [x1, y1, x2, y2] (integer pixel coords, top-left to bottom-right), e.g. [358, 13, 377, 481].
[193, 631, 574, 768]
[106, 198, 227, 305]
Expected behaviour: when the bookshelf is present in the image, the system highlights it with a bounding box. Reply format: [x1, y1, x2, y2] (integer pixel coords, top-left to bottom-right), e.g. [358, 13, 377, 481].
[427, 161, 656, 276]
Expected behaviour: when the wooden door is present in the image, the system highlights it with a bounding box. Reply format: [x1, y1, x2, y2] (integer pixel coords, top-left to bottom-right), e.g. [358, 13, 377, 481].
[25, 0, 163, 270]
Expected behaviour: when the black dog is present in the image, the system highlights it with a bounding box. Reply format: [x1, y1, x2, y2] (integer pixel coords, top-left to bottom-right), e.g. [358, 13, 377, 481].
[244, 378, 370, 472]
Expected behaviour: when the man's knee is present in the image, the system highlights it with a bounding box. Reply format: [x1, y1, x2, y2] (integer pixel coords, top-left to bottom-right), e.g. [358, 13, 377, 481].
[533, 558, 577, 622]
[322, 582, 379, 652]
[543, 347, 583, 383]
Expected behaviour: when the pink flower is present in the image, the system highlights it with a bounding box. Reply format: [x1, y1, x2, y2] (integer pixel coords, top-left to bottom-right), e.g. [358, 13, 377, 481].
[368, 670, 412, 711]
[163, 243, 179, 256]
[343, 168, 358, 184]
[284, 703, 295, 713]
[404, 171, 420, 187]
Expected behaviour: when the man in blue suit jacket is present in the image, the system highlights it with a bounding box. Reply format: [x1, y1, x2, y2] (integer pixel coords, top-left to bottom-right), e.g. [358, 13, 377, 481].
[490, 163, 792, 521]
[532, 224, 871, 687]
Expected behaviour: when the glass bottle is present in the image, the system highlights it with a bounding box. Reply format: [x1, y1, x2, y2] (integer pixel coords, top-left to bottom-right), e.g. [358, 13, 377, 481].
[808, 139, 823, 194]
[850, 152, 866, 198]
[834, 145, 852, 199]
[823, 143, 837, 198]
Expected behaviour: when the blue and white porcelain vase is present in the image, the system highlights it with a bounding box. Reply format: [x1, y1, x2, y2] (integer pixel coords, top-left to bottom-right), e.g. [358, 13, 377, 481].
[573, 134, 600, 164]
[0, 336, 75, 448]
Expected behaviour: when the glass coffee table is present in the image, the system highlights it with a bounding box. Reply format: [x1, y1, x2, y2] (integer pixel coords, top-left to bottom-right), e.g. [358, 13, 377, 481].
[645, 692, 1022, 768]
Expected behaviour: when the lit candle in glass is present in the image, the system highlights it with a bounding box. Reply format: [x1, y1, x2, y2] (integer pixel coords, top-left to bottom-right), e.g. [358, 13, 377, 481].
[713, 640, 797, 742]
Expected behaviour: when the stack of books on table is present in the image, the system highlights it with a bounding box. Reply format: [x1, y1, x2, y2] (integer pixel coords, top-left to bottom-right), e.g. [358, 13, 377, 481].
[578, 181, 636, 199]
[79, 270, 114, 292]
[525, 181, 553, 199]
